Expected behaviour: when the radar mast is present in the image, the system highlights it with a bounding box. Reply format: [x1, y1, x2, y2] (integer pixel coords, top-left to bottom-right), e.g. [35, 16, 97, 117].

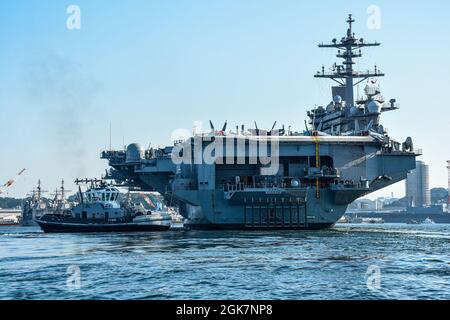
[315, 14, 384, 106]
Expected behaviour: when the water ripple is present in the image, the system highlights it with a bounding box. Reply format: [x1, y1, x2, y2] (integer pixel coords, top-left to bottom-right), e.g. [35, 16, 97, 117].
[0, 224, 449, 300]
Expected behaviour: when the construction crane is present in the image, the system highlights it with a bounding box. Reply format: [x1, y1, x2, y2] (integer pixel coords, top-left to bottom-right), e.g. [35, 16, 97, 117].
[0, 168, 26, 195]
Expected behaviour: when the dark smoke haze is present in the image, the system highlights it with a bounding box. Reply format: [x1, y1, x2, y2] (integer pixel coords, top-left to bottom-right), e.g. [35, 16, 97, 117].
[25, 54, 101, 178]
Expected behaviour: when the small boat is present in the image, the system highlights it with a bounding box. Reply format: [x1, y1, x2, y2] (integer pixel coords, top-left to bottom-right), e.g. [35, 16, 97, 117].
[348, 215, 384, 224]
[407, 219, 420, 225]
[421, 217, 435, 225]
[364, 218, 384, 224]
[35, 179, 172, 233]
[336, 215, 350, 224]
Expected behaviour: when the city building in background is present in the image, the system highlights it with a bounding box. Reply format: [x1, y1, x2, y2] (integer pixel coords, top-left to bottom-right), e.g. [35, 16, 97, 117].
[406, 161, 431, 208]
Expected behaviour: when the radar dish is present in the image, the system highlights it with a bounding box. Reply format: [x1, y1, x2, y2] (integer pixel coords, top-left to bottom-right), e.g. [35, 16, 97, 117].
[364, 84, 378, 97]
[333, 95, 342, 104]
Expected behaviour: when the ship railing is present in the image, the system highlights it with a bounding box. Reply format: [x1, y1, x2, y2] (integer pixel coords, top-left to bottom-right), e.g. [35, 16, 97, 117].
[307, 168, 340, 179]
[381, 146, 420, 155]
[223, 182, 307, 193]
[100, 150, 126, 159]
[223, 183, 287, 200]
[330, 179, 371, 191]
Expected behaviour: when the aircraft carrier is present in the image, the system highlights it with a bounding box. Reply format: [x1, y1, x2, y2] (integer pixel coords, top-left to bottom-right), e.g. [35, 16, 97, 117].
[101, 15, 419, 230]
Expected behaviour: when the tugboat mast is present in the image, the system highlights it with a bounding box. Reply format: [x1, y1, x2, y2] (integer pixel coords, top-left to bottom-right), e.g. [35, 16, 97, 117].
[36, 179, 42, 200]
[315, 14, 385, 106]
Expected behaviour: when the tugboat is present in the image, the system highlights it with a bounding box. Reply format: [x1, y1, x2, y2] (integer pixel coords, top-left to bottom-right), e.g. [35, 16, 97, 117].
[35, 179, 172, 233]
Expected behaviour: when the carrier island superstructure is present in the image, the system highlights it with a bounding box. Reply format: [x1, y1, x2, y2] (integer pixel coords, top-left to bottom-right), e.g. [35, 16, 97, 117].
[101, 15, 419, 230]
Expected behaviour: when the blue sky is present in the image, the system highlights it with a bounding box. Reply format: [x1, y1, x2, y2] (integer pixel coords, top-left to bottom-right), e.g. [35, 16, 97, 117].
[1, 0, 449, 199]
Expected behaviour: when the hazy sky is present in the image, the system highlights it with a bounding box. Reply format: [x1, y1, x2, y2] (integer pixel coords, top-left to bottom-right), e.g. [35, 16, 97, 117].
[1, 0, 449, 199]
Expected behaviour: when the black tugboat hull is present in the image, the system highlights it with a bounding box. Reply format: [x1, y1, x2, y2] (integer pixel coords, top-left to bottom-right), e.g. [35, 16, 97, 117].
[36, 220, 171, 233]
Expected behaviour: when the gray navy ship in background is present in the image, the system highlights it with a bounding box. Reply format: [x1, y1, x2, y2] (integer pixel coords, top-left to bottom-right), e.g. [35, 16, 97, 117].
[101, 15, 419, 230]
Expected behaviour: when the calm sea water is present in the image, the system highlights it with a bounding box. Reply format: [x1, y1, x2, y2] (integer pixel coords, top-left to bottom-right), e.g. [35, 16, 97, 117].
[0, 224, 449, 300]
